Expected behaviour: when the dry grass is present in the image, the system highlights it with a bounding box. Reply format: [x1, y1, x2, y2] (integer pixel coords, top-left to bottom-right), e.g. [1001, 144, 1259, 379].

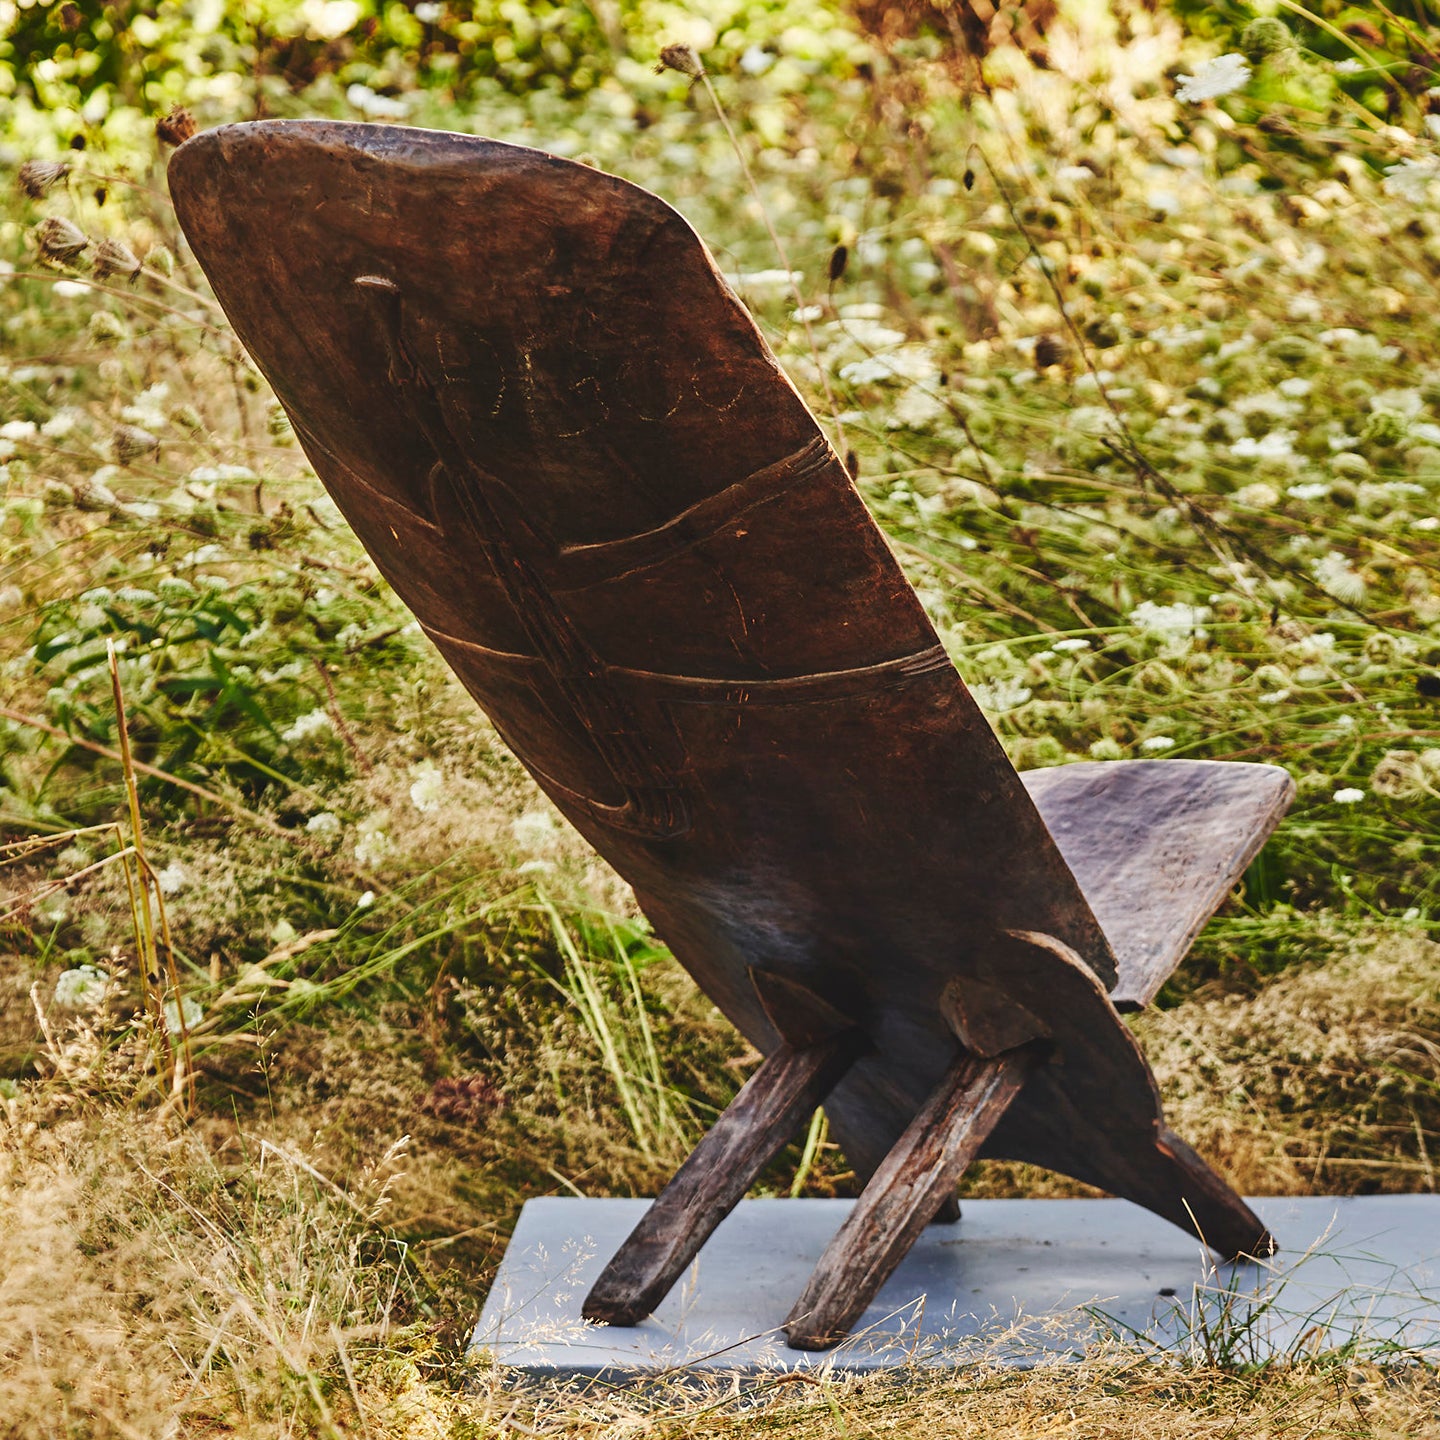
[2, 926, 1437, 1438]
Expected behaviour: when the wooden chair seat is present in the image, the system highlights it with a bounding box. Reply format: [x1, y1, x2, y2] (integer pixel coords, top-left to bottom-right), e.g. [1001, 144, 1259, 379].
[1023, 759, 1294, 1011]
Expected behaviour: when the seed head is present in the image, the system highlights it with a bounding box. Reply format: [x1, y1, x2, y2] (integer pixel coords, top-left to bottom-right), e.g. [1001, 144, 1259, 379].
[18, 160, 69, 199]
[828, 244, 849, 283]
[33, 214, 89, 265]
[1241, 16, 1292, 61]
[113, 424, 159, 465]
[92, 236, 142, 282]
[655, 43, 704, 78]
[143, 243, 175, 277]
[1033, 333, 1067, 368]
[89, 310, 128, 343]
[155, 108, 197, 147]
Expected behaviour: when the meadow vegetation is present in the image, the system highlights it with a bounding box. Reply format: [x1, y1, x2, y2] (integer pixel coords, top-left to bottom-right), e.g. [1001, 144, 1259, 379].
[2, 0, 1440, 1432]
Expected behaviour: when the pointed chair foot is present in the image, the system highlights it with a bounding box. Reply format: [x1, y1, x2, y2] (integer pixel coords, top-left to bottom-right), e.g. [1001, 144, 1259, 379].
[582, 1030, 863, 1327]
[1151, 1127, 1275, 1261]
[784, 1043, 1039, 1351]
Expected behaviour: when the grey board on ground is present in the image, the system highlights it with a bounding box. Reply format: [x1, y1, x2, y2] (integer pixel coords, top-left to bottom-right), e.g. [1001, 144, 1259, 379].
[470, 1195, 1440, 1379]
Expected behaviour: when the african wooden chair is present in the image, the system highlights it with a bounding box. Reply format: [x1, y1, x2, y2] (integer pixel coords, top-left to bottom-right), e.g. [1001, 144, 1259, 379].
[169, 121, 1295, 1351]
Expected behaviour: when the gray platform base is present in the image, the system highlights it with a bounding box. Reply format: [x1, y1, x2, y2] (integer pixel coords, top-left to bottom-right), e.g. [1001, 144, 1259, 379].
[470, 1195, 1440, 1379]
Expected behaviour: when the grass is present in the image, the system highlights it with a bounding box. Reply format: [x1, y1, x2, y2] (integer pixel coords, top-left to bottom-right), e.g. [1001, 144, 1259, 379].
[2, 0, 1440, 1432]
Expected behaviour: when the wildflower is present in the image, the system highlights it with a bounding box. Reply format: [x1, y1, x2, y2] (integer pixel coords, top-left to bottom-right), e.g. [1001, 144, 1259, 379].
[414, 1, 442, 19]
[122, 382, 169, 430]
[512, 810, 559, 850]
[354, 826, 392, 868]
[18, 160, 69, 199]
[143, 244, 174, 277]
[33, 215, 89, 265]
[40, 409, 80, 439]
[154, 108, 196, 147]
[0, 421, 37, 443]
[970, 678, 1032, 713]
[156, 861, 188, 896]
[656, 42, 704, 78]
[89, 310, 127, 342]
[1383, 157, 1440, 203]
[112, 424, 158, 464]
[306, 811, 341, 837]
[53, 280, 90, 298]
[1232, 431, 1297, 461]
[1332, 787, 1365, 804]
[1052, 637, 1091, 652]
[92, 237, 142, 282]
[408, 762, 445, 813]
[282, 708, 333, 743]
[1140, 736, 1176, 752]
[270, 919, 297, 946]
[345, 84, 410, 120]
[1129, 600, 1210, 639]
[162, 994, 203, 1034]
[1176, 53, 1251, 103]
[1311, 552, 1367, 605]
[52, 964, 109, 1010]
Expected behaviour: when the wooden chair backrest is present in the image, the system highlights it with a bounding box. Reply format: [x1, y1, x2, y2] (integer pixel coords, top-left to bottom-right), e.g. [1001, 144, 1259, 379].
[171, 121, 1116, 1180]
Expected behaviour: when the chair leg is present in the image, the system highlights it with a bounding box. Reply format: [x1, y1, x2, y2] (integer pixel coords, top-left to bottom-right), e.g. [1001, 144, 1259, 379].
[583, 1031, 862, 1326]
[784, 1044, 1037, 1350]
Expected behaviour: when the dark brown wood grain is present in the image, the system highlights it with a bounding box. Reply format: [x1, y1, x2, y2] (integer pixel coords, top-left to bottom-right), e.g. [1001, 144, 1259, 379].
[785, 1045, 1038, 1350]
[583, 1030, 863, 1325]
[166, 121, 1289, 1349]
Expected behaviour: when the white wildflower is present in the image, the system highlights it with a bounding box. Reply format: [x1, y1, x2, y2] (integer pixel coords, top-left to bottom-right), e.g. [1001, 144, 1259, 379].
[54, 280, 91, 298]
[1311, 552, 1367, 605]
[889, 385, 946, 429]
[121, 382, 169, 431]
[270, 919, 297, 946]
[512, 810, 559, 850]
[346, 83, 409, 119]
[306, 811, 341, 837]
[1140, 736, 1176, 752]
[304, 0, 359, 39]
[41, 408, 81, 439]
[1052, 638, 1092, 652]
[156, 861, 188, 896]
[1287, 482, 1332, 501]
[1176, 53, 1251, 103]
[162, 994, 204, 1034]
[414, 1, 441, 19]
[0, 420, 37, 442]
[739, 45, 773, 75]
[1055, 164, 1097, 184]
[282, 708, 334, 743]
[970, 677, 1032, 713]
[1129, 600, 1210, 639]
[408, 762, 445, 814]
[1332, 787, 1365, 804]
[52, 965, 109, 1010]
[1232, 430, 1296, 460]
[1231, 482, 1280, 508]
[1383, 157, 1440, 203]
[354, 824, 392, 868]
[357, 890, 376, 909]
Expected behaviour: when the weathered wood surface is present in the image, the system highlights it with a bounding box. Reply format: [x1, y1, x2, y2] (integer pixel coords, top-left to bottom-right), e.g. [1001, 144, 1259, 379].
[1024, 761, 1295, 1011]
[168, 121, 1285, 1346]
[785, 1045, 1037, 1350]
[584, 1030, 863, 1326]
